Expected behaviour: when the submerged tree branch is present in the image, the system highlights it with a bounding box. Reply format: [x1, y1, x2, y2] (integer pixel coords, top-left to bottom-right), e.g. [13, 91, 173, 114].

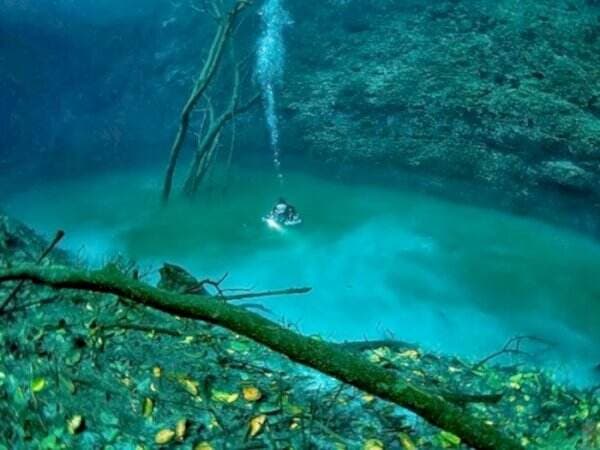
[0, 229, 65, 314]
[224, 287, 311, 301]
[161, 0, 252, 205]
[0, 264, 521, 450]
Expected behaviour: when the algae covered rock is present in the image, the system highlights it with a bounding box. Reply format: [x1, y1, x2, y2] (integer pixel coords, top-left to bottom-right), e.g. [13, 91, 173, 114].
[157, 263, 208, 295]
[282, 0, 600, 234]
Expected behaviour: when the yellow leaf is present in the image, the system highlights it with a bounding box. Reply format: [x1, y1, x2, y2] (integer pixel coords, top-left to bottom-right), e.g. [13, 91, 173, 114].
[194, 443, 214, 450]
[179, 378, 200, 397]
[290, 417, 301, 430]
[67, 415, 84, 435]
[175, 418, 187, 441]
[368, 353, 382, 363]
[155, 429, 176, 445]
[398, 349, 419, 359]
[152, 366, 162, 378]
[439, 431, 461, 447]
[373, 348, 389, 359]
[397, 432, 416, 450]
[31, 377, 46, 393]
[242, 386, 262, 402]
[211, 390, 239, 403]
[142, 398, 154, 417]
[362, 394, 375, 403]
[248, 414, 267, 438]
[363, 439, 384, 450]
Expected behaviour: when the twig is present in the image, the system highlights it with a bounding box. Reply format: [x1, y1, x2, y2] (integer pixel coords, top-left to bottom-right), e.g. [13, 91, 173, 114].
[0, 230, 65, 313]
[1, 295, 61, 314]
[474, 335, 556, 370]
[196, 272, 229, 296]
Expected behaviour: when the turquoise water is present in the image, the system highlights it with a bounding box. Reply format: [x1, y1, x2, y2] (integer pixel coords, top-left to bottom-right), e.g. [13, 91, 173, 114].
[6, 165, 600, 383]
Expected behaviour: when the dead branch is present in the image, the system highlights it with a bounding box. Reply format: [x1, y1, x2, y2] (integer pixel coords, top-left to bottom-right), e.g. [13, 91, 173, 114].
[0, 295, 61, 314]
[95, 321, 185, 337]
[192, 272, 230, 296]
[474, 335, 556, 370]
[162, 0, 252, 205]
[224, 287, 311, 301]
[0, 229, 64, 313]
[0, 264, 522, 450]
[182, 53, 261, 197]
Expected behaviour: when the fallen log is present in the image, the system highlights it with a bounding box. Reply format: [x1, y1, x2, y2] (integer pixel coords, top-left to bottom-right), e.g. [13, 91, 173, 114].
[0, 264, 521, 450]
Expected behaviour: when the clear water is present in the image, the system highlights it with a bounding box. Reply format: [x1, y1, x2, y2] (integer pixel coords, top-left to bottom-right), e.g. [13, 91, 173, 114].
[6, 165, 600, 383]
[256, 0, 291, 180]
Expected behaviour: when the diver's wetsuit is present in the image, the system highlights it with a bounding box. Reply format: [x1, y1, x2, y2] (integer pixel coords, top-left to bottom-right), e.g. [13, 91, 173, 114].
[271, 202, 300, 225]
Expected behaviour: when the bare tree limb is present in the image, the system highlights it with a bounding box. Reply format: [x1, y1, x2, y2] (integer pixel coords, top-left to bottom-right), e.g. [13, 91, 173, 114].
[224, 287, 312, 301]
[182, 50, 260, 197]
[0, 229, 64, 313]
[0, 264, 522, 450]
[474, 335, 556, 370]
[161, 0, 252, 205]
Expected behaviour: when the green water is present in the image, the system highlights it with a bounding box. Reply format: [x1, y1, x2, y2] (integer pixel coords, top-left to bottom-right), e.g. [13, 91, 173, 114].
[6, 166, 600, 382]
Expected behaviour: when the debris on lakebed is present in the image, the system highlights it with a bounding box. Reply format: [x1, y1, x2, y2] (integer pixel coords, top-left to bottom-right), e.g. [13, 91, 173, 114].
[0, 215, 599, 449]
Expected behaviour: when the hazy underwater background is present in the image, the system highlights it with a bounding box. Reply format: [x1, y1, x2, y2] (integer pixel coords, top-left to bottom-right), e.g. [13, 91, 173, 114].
[2, 0, 600, 392]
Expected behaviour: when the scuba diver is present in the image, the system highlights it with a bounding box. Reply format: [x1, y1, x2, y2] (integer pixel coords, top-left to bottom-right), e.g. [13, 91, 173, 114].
[263, 198, 302, 227]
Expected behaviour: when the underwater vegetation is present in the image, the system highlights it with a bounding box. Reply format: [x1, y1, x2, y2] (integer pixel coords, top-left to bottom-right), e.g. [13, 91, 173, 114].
[2, 0, 600, 449]
[281, 0, 600, 235]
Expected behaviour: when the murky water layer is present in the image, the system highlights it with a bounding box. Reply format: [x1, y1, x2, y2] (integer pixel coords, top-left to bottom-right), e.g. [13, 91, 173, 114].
[6, 166, 600, 383]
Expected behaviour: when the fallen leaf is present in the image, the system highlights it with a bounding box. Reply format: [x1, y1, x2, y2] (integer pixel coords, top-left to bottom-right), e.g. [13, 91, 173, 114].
[439, 430, 461, 447]
[363, 439, 384, 450]
[243, 386, 262, 402]
[142, 398, 154, 417]
[248, 414, 267, 438]
[175, 418, 187, 441]
[152, 366, 162, 378]
[212, 389, 239, 403]
[194, 443, 214, 450]
[155, 429, 175, 445]
[397, 432, 416, 450]
[31, 377, 46, 393]
[362, 394, 375, 403]
[179, 378, 200, 397]
[368, 353, 382, 363]
[67, 415, 85, 435]
[290, 418, 301, 430]
[398, 349, 420, 360]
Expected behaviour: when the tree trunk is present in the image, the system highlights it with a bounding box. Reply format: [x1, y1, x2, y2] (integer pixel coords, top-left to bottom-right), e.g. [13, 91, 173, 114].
[0, 264, 521, 450]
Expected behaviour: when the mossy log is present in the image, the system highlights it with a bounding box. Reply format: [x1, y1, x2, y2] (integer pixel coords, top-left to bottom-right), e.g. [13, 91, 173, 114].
[0, 264, 521, 450]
